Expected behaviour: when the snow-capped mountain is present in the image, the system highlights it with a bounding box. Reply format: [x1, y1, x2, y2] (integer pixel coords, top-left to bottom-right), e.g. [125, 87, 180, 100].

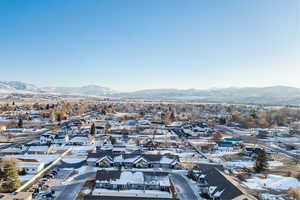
[1, 81, 300, 105]
[0, 81, 40, 93]
[43, 85, 115, 96]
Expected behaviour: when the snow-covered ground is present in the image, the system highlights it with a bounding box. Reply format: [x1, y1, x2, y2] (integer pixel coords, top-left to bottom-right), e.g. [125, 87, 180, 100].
[82, 188, 91, 195]
[62, 156, 87, 163]
[93, 188, 171, 198]
[13, 154, 60, 164]
[244, 174, 300, 191]
[205, 151, 240, 157]
[260, 193, 286, 200]
[225, 160, 283, 169]
[62, 165, 97, 184]
[20, 174, 34, 182]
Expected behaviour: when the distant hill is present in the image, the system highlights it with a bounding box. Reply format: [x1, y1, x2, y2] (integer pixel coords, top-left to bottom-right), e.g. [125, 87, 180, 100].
[114, 86, 300, 105]
[43, 85, 114, 96]
[1, 81, 300, 105]
[0, 81, 40, 93]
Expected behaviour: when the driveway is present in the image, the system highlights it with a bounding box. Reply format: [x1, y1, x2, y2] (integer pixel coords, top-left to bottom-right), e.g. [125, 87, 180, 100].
[171, 173, 201, 200]
[55, 182, 85, 200]
[54, 169, 96, 200]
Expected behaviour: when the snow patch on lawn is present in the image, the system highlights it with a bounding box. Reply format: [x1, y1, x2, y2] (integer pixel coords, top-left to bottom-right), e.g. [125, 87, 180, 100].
[20, 174, 34, 182]
[225, 160, 283, 169]
[62, 157, 87, 163]
[82, 188, 91, 195]
[244, 174, 300, 191]
[260, 193, 286, 200]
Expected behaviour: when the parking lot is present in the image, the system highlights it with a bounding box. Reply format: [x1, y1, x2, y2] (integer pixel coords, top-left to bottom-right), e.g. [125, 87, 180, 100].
[28, 168, 73, 200]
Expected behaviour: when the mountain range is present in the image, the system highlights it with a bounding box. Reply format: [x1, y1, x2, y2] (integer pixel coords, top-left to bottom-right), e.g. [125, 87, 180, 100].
[1, 81, 300, 105]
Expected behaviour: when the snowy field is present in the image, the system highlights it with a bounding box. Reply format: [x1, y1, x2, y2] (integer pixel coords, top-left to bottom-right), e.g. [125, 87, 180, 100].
[20, 174, 34, 182]
[260, 193, 286, 200]
[93, 188, 171, 198]
[225, 160, 283, 169]
[244, 174, 300, 191]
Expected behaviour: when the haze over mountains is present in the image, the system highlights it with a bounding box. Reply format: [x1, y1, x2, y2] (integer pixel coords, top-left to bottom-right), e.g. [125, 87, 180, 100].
[1, 81, 300, 105]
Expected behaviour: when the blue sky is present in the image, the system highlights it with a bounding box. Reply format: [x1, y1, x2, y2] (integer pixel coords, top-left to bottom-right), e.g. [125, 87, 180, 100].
[0, 0, 299, 91]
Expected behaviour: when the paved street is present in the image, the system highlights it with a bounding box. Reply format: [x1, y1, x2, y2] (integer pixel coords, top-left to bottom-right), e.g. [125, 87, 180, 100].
[55, 182, 85, 200]
[171, 174, 201, 200]
[55, 170, 96, 200]
[260, 142, 300, 161]
[216, 125, 300, 161]
[74, 171, 96, 181]
[238, 135, 300, 161]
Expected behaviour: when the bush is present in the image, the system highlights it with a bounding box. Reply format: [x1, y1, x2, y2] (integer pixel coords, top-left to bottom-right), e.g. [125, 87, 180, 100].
[237, 174, 247, 181]
[296, 172, 300, 180]
[288, 188, 300, 200]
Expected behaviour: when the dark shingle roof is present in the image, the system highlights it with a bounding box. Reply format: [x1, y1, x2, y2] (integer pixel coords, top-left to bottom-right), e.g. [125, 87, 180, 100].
[197, 164, 244, 199]
[88, 152, 178, 163]
[96, 170, 122, 182]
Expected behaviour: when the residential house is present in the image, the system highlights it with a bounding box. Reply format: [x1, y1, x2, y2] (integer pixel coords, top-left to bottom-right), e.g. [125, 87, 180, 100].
[95, 170, 170, 191]
[40, 133, 55, 144]
[16, 158, 45, 174]
[216, 141, 235, 152]
[69, 135, 95, 145]
[27, 145, 54, 155]
[84, 196, 178, 200]
[87, 152, 180, 169]
[224, 137, 243, 144]
[53, 134, 69, 145]
[40, 133, 69, 145]
[243, 147, 263, 157]
[190, 164, 255, 200]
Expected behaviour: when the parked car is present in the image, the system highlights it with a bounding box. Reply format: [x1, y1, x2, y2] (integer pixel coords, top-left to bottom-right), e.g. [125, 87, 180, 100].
[38, 191, 54, 199]
[50, 171, 57, 176]
[38, 178, 48, 185]
[45, 174, 54, 179]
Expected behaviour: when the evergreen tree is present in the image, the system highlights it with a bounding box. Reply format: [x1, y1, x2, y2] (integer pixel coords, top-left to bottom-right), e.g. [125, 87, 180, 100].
[101, 109, 106, 115]
[0, 168, 4, 180]
[109, 136, 117, 145]
[90, 123, 96, 136]
[56, 113, 62, 122]
[169, 111, 176, 122]
[105, 122, 111, 134]
[2, 161, 21, 192]
[219, 117, 226, 125]
[18, 118, 23, 128]
[254, 149, 268, 173]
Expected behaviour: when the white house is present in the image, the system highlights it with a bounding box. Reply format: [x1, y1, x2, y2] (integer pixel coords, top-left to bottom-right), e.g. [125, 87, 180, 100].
[54, 134, 69, 145]
[16, 159, 45, 174]
[69, 136, 95, 145]
[40, 133, 55, 144]
[40, 133, 69, 145]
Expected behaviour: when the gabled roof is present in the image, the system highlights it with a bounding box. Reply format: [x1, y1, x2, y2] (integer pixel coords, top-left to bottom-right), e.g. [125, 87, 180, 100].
[96, 156, 113, 164]
[88, 152, 178, 164]
[217, 141, 234, 147]
[197, 164, 245, 200]
[96, 170, 169, 185]
[96, 170, 122, 182]
[16, 158, 39, 163]
[132, 156, 149, 164]
[224, 137, 243, 142]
